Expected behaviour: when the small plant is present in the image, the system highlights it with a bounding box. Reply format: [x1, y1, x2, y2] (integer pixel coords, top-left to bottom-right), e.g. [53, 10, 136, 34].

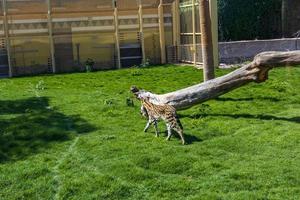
[131, 65, 142, 76]
[35, 80, 45, 90]
[269, 80, 292, 93]
[85, 58, 95, 72]
[126, 97, 134, 107]
[130, 58, 151, 76]
[99, 135, 116, 141]
[140, 58, 150, 68]
[199, 104, 211, 113]
[104, 99, 114, 106]
[28, 80, 46, 97]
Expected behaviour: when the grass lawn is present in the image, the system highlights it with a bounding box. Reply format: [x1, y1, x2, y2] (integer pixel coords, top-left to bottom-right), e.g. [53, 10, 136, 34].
[0, 65, 299, 200]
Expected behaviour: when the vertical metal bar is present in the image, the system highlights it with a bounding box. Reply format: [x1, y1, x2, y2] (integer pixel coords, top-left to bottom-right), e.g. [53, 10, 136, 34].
[192, 0, 196, 67]
[47, 0, 56, 73]
[138, 0, 146, 64]
[2, 0, 12, 77]
[114, 0, 121, 69]
[158, 0, 166, 64]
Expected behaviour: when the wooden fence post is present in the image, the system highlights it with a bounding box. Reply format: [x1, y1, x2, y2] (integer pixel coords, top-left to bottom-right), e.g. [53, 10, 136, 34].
[192, 0, 196, 67]
[138, 0, 146, 64]
[199, 0, 215, 81]
[172, 0, 179, 62]
[114, 1, 121, 69]
[158, 0, 166, 64]
[47, 0, 56, 73]
[209, 0, 219, 68]
[2, 0, 12, 77]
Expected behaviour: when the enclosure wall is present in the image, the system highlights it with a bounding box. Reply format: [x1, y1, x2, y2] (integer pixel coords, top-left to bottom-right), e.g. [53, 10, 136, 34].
[0, 0, 173, 77]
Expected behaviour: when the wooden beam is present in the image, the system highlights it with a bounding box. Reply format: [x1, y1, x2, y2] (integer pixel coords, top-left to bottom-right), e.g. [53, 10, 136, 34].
[209, 0, 219, 68]
[114, 5, 121, 69]
[172, 1, 177, 47]
[138, 0, 146, 64]
[172, 0, 178, 62]
[2, 0, 12, 77]
[158, 0, 166, 64]
[180, 33, 201, 36]
[175, 0, 181, 62]
[192, 0, 196, 67]
[47, 0, 56, 73]
[199, 0, 215, 81]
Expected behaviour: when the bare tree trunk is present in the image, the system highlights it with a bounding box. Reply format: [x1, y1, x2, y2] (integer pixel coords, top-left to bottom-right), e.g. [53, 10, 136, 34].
[199, 0, 214, 81]
[131, 51, 300, 110]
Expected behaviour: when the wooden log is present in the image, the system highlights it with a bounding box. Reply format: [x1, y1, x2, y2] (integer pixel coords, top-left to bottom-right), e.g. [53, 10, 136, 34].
[131, 51, 300, 110]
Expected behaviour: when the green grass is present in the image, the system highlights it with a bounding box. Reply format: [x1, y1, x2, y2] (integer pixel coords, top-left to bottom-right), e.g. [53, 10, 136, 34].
[0, 65, 299, 200]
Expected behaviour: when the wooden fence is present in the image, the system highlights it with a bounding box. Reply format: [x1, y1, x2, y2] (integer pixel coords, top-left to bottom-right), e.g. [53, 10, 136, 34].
[0, 0, 174, 77]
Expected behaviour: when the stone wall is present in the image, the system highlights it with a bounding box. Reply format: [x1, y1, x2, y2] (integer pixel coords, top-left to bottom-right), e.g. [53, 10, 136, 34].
[166, 38, 300, 65]
[219, 38, 300, 64]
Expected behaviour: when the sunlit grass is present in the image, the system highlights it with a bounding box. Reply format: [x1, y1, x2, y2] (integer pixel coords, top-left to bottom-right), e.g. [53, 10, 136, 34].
[0, 65, 299, 199]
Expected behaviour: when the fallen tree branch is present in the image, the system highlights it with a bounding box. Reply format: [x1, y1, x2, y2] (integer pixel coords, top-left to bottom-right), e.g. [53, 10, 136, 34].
[131, 51, 300, 110]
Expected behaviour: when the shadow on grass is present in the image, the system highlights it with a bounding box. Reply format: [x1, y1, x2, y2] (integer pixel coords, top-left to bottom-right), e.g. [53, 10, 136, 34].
[183, 133, 202, 145]
[0, 97, 96, 163]
[215, 97, 280, 102]
[180, 113, 300, 124]
[162, 130, 202, 145]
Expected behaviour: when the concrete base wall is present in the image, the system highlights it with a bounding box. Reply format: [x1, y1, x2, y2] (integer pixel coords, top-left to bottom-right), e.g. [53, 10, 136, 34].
[219, 38, 300, 64]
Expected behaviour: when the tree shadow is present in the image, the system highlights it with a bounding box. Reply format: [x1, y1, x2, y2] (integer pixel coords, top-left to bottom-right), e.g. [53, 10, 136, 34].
[180, 113, 300, 124]
[215, 96, 280, 102]
[0, 97, 96, 163]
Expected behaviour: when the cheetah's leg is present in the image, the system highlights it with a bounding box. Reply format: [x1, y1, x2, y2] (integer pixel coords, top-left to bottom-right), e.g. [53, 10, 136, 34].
[144, 119, 152, 132]
[166, 124, 172, 141]
[153, 120, 159, 137]
[173, 127, 186, 145]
